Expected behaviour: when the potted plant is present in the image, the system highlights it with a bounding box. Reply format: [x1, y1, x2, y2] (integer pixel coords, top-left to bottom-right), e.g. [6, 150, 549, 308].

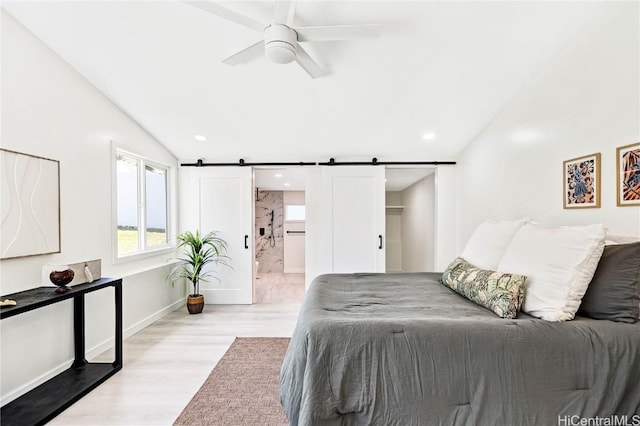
[170, 230, 230, 314]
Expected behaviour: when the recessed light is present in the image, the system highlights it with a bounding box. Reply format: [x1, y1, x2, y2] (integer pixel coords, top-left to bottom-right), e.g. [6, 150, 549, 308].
[275, 173, 283, 178]
[194, 135, 207, 142]
[284, 182, 291, 187]
[422, 132, 435, 141]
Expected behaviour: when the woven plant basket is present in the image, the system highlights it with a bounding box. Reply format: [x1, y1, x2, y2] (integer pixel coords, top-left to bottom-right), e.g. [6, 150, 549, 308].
[187, 295, 205, 314]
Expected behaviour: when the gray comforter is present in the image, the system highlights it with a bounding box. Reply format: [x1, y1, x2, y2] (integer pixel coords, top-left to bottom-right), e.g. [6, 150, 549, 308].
[280, 273, 640, 425]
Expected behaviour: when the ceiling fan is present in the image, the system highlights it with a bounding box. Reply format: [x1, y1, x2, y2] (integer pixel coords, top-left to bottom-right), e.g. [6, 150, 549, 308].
[183, 1, 380, 78]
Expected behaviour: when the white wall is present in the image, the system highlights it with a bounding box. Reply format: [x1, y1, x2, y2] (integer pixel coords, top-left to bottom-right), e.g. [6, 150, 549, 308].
[434, 166, 459, 270]
[0, 11, 184, 404]
[456, 2, 640, 250]
[400, 176, 436, 272]
[304, 167, 327, 288]
[283, 191, 305, 273]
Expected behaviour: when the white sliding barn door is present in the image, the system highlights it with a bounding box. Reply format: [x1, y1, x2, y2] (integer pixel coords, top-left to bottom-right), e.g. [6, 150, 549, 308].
[179, 167, 253, 304]
[323, 166, 386, 273]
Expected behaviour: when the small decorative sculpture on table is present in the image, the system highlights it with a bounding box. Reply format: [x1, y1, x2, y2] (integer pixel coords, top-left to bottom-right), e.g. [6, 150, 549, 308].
[50, 269, 74, 293]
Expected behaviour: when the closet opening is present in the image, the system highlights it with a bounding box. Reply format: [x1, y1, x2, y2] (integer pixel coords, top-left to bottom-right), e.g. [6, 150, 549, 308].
[385, 167, 437, 273]
[253, 167, 306, 304]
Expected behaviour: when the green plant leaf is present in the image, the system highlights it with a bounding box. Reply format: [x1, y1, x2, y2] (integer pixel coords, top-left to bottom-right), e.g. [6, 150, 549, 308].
[168, 229, 232, 295]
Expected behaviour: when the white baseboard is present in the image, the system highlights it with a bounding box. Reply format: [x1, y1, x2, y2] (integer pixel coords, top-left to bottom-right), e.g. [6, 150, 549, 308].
[86, 297, 185, 360]
[126, 297, 185, 339]
[1, 297, 185, 406]
[1, 360, 72, 406]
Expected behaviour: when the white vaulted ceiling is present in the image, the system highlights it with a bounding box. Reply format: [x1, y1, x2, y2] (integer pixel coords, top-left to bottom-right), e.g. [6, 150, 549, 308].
[2, 1, 605, 163]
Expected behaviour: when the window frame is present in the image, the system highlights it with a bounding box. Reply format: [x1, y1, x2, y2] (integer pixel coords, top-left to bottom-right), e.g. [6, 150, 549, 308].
[112, 145, 173, 262]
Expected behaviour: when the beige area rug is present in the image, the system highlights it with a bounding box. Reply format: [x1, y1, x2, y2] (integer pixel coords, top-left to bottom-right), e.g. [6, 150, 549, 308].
[174, 337, 291, 426]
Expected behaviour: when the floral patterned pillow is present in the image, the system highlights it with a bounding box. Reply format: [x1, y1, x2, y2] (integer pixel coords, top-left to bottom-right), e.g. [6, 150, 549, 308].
[441, 257, 527, 319]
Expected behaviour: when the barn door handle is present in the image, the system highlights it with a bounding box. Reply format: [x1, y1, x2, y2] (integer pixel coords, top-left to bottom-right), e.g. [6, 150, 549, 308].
[378, 235, 383, 249]
[244, 235, 249, 249]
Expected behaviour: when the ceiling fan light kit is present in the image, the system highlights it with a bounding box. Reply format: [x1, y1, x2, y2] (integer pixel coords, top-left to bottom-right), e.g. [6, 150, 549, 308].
[264, 24, 297, 64]
[183, 0, 379, 78]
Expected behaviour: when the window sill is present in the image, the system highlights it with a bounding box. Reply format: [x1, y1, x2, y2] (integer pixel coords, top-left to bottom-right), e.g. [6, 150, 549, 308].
[117, 259, 181, 279]
[113, 246, 176, 265]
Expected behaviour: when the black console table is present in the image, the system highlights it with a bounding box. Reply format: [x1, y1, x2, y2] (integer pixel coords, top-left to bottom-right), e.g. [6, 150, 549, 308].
[0, 277, 122, 426]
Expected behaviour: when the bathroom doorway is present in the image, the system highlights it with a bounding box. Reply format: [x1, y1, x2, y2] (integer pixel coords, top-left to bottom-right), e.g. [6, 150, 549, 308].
[253, 168, 306, 304]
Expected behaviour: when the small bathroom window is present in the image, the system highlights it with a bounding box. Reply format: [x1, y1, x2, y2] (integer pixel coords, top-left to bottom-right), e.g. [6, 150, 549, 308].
[286, 205, 305, 222]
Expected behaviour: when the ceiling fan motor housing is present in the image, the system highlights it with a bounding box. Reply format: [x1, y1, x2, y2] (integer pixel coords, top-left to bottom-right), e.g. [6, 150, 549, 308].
[264, 24, 297, 64]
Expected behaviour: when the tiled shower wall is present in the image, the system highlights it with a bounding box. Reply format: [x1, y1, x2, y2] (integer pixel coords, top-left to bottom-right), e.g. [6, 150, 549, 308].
[255, 190, 284, 273]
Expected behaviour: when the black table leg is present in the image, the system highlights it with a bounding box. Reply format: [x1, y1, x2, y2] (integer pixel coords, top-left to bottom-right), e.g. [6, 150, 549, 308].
[114, 282, 123, 369]
[72, 294, 87, 367]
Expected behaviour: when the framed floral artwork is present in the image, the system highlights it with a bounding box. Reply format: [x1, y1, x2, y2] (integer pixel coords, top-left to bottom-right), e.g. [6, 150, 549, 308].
[563, 153, 601, 209]
[616, 142, 640, 206]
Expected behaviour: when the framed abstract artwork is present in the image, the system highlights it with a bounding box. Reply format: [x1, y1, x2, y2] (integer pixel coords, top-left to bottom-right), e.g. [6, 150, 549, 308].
[616, 142, 640, 207]
[563, 153, 601, 209]
[1, 148, 61, 259]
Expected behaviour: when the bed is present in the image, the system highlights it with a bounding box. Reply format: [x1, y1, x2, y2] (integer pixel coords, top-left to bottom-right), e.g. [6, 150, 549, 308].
[280, 272, 640, 425]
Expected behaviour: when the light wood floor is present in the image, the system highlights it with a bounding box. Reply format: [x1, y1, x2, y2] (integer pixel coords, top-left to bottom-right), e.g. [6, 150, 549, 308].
[49, 303, 301, 425]
[254, 272, 305, 304]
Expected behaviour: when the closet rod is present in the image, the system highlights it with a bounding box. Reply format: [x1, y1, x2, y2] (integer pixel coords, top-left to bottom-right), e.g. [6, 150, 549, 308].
[181, 158, 457, 167]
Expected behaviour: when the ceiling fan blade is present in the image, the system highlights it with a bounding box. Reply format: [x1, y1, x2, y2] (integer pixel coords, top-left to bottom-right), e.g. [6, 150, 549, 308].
[222, 40, 264, 65]
[294, 43, 326, 79]
[287, 1, 297, 27]
[273, 1, 296, 26]
[296, 24, 380, 42]
[183, 1, 266, 32]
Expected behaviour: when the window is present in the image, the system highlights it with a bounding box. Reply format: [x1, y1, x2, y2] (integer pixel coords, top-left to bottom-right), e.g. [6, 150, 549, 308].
[145, 163, 168, 249]
[285, 205, 305, 221]
[115, 149, 170, 258]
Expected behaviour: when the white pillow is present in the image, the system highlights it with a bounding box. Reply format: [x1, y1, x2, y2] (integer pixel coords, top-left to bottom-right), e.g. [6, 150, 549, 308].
[497, 223, 606, 321]
[605, 233, 640, 244]
[460, 218, 531, 270]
